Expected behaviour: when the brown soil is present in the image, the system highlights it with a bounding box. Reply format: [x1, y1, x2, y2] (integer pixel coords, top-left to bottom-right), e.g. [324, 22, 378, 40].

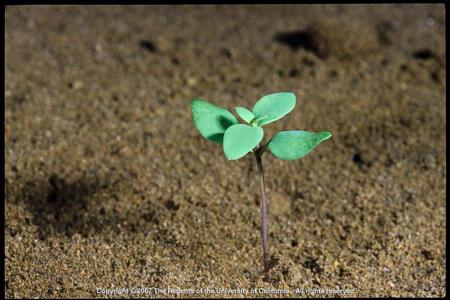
[5, 5, 446, 298]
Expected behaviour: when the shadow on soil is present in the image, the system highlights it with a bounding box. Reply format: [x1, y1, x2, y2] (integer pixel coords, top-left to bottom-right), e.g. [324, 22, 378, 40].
[17, 172, 159, 240]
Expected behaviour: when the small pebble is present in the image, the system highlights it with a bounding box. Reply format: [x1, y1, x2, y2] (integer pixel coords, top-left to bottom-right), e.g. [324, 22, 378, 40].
[69, 81, 83, 90]
[187, 77, 198, 87]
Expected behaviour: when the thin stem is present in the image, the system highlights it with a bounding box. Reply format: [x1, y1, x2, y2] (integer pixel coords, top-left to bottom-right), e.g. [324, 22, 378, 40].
[255, 149, 269, 282]
[259, 137, 272, 155]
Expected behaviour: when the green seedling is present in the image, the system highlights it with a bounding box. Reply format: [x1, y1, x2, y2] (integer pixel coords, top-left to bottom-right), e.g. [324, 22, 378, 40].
[190, 92, 332, 282]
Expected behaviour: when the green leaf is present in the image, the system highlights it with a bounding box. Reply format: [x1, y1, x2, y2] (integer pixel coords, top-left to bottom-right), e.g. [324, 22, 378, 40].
[268, 130, 332, 160]
[252, 92, 296, 126]
[223, 124, 264, 160]
[191, 99, 238, 144]
[235, 107, 255, 123]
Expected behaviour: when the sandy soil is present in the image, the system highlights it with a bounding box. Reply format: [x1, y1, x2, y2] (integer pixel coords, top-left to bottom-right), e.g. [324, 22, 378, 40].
[5, 4, 446, 298]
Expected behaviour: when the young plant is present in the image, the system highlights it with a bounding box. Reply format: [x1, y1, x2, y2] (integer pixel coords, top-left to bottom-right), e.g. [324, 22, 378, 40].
[190, 92, 332, 282]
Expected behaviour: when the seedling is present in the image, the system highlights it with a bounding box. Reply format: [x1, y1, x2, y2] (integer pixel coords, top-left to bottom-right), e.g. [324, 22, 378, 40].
[190, 92, 332, 282]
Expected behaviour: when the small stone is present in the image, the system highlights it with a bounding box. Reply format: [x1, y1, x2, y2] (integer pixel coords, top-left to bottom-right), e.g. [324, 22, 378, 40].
[120, 146, 133, 156]
[69, 80, 83, 90]
[187, 77, 198, 87]
[95, 43, 103, 54]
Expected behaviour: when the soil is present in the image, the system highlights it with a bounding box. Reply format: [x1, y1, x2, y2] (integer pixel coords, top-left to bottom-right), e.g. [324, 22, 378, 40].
[5, 4, 446, 298]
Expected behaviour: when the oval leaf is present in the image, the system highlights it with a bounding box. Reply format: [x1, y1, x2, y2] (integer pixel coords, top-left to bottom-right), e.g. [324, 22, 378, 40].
[252, 92, 296, 126]
[191, 99, 238, 144]
[223, 124, 264, 160]
[235, 107, 255, 123]
[268, 130, 332, 160]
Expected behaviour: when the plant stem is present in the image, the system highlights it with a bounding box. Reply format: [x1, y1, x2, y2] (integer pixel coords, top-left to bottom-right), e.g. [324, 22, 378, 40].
[255, 149, 269, 282]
